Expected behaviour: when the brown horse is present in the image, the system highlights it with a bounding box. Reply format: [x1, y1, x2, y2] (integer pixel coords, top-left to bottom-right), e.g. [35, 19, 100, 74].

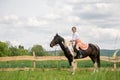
[50, 34, 100, 75]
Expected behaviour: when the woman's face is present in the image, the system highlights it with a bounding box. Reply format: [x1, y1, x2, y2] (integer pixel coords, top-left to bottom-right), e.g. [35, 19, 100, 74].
[72, 28, 76, 33]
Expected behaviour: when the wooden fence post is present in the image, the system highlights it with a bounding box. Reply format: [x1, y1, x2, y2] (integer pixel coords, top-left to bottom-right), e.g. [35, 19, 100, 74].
[33, 51, 36, 69]
[114, 56, 117, 70]
[112, 50, 119, 70]
[114, 62, 116, 70]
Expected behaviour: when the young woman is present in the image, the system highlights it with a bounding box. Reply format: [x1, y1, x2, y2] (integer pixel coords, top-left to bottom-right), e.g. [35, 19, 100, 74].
[71, 26, 88, 58]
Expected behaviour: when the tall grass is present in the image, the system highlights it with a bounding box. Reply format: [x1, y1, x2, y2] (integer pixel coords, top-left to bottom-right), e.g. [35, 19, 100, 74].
[0, 69, 120, 80]
[0, 60, 120, 80]
[0, 60, 120, 68]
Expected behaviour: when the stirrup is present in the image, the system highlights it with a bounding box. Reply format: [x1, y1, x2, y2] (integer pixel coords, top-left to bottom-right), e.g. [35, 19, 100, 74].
[80, 54, 83, 58]
[78, 50, 83, 58]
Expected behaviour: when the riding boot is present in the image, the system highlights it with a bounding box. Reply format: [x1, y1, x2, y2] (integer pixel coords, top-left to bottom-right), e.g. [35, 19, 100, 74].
[74, 50, 83, 59]
[78, 50, 83, 58]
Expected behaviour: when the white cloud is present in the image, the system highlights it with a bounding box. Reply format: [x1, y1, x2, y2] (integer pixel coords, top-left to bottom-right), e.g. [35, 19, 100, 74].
[44, 14, 61, 20]
[27, 17, 48, 26]
[66, 16, 80, 23]
[0, 15, 19, 24]
[0, 15, 49, 27]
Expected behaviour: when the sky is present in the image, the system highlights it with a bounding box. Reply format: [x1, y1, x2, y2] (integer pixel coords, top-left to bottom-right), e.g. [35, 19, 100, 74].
[0, 0, 120, 51]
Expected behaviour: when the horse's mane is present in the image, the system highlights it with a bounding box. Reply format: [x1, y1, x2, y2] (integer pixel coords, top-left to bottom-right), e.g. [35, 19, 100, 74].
[63, 38, 74, 56]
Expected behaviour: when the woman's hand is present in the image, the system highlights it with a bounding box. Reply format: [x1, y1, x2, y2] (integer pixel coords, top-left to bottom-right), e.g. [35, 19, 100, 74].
[70, 40, 73, 42]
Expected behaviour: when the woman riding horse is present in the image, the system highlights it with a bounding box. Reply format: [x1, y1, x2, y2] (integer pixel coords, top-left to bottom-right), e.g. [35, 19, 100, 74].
[50, 34, 100, 75]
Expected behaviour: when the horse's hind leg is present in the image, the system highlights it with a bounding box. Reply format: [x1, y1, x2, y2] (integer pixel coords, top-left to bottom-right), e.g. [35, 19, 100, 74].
[89, 56, 98, 73]
[94, 60, 98, 72]
[93, 51, 100, 72]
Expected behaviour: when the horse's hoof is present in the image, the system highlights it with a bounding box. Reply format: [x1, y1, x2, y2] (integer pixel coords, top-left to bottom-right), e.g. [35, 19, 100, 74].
[91, 71, 95, 75]
[71, 72, 75, 75]
[91, 69, 99, 75]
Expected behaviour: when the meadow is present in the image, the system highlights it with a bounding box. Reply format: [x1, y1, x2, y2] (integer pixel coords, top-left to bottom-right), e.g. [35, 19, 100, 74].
[0, 69, 120, 80]
[0, 60, 120, 68]
[0, 60, 120, 80]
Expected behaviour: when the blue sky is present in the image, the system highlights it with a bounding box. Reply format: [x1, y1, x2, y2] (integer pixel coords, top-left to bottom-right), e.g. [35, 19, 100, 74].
[0, 0, 120, 51]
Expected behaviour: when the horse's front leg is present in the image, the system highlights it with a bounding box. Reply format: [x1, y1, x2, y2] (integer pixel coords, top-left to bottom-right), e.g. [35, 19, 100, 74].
[70, 59, 77, 75]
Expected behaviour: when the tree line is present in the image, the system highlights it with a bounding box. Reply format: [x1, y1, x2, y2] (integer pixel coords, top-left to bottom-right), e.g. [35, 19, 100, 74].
[0, 41, 48, 57]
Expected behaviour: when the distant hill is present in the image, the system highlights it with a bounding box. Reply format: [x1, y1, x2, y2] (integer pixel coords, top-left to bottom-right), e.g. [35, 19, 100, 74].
[47, 49, 120, 56]
[100, 49, 120, 56]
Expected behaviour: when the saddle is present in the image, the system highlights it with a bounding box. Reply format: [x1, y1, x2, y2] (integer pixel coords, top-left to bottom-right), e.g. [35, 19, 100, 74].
[75, 39, 88, 50]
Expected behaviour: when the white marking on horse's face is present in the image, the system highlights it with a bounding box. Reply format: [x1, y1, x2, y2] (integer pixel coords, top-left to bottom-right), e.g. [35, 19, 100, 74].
[64, 39, 74, 56]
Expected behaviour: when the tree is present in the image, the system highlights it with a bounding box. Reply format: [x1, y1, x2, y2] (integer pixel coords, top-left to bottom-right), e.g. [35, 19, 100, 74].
[0, 41, 10, 56]
[0, 41, 46, 56]
[18, 45, 24, 49]
[9, 45, 29, 56]
[31, 44, 45, 56]
[9, 46, 18, 56]
[17, 45, 29, 56]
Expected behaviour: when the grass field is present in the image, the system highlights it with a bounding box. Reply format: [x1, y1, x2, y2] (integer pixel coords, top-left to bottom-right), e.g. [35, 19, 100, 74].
[0, 60, 120, 68]
[0, 69, 120, 80]
[0, 60, 120, 80]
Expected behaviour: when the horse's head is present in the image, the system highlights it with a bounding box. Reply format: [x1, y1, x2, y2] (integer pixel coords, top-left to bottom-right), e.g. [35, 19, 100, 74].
[50, 34, 64, 47]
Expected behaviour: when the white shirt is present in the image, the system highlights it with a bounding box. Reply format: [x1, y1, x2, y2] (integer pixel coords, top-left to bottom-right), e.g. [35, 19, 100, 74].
[72, 32, 79, 40]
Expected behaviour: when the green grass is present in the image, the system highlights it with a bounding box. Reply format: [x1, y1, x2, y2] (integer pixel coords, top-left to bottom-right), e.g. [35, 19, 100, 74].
[0, 60, 120, 68]
[0, 60, 120, 80]
[0, 60, 33, 68]
[0, 69, 120, 80]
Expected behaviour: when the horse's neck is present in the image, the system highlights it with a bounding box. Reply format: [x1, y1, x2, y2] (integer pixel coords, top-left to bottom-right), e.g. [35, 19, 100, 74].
[59, 42, 66, 52]
[59, 40, 74, 56]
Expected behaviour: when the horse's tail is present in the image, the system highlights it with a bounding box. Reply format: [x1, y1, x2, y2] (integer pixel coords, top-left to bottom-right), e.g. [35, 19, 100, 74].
[97, 46, 100, 68]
